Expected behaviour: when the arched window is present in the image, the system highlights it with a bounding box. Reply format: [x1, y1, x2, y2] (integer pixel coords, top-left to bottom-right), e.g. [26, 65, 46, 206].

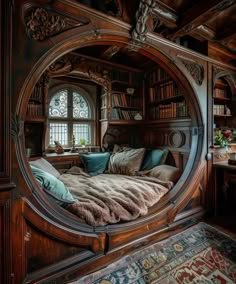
[48, 85, 95, 147]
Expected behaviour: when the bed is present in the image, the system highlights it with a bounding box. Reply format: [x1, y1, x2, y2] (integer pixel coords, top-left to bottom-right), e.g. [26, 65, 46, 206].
[30, 145, 181, 226]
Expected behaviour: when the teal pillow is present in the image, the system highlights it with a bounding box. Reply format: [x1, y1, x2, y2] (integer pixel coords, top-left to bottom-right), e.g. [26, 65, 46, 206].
[80, 152, 110, 176]
[141, 149, 168, 171]
[30, 165, 76, 207]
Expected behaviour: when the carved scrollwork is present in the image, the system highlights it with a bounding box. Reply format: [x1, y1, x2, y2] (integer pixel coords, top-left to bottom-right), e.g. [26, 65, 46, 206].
[24, 7, 89, 41]
[132, 0, 156, 44]
[179, 58, 204, 85]
[46, 54, 111, 93]
[11, 115, 24, 139]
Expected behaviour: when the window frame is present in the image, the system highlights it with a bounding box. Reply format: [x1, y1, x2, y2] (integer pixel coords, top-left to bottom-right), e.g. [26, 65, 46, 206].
[47, 84, 96, 149]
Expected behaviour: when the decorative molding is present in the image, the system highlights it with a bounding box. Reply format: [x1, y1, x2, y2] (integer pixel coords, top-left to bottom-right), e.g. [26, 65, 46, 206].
[179, 57, 204, 85]
[168, 131, 185, 148]
[46, 54, 111, 93]
[131, 0, 156, 44]
[24, 7, 89, 41]
[11, 115, 24, 139]
[213, 66, 225, 78]
[211, 0, 235, 12]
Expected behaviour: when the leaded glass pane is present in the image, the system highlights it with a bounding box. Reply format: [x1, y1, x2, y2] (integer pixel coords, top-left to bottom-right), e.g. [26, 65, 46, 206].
[49, 90, 68, 117]
[73, 123, 91, 145]
[49, 122, 68, 145]
[73, 92, 90, 118]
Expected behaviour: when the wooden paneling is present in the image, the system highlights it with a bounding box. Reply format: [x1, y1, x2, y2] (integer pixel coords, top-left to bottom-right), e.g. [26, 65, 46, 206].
[0, 190, 12, 284]
[0, 0, 11, 183]
[2, 0, 236, 283]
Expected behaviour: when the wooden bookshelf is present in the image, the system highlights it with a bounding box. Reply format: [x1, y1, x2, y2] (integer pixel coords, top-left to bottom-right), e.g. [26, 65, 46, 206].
[213, 78, 232, 121]
[102, 68, 144, 121]
[148, 66, 189, 120]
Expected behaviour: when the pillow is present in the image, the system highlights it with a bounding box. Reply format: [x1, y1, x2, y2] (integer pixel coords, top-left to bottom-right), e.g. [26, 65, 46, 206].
[29, 158, 60, 178]
[80, 152, 110, 176]
[107, 147, 146, 176]
[30, 165, 76, 207]
[66, 166, 90, 177]
[141, 164, 181, 183]
[141, 149, 169, 171]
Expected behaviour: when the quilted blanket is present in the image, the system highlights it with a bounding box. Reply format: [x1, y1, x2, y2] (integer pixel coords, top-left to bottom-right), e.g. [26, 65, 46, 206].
[59, 167, 173, 226]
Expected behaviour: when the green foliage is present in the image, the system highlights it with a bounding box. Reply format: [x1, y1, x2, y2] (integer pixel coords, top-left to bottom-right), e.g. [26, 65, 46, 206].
[214, 130, 231, 151]
[79, 138, 86, 145]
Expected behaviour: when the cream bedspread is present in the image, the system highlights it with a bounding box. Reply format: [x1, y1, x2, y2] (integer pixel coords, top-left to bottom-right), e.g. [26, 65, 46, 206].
[59, 168, 173, 226]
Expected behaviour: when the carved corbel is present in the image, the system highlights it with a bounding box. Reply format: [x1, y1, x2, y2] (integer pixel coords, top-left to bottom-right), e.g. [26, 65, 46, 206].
[179, 57, 204, 85]
[23, 6, 90, 41]
[131, 0, 156, 44]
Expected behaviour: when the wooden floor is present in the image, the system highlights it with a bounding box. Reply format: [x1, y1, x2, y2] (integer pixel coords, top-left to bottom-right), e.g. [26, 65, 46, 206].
[205, 216, 236, 237]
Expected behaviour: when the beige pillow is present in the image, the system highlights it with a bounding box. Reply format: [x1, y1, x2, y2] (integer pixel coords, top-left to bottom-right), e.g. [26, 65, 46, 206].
[29, 158, 60, 178]
[140, 164, 181, 183]
[107, 147, 146, 176]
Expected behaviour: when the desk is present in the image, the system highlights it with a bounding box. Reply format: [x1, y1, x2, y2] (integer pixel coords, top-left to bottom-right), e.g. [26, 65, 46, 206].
[213, 161, 236, 216]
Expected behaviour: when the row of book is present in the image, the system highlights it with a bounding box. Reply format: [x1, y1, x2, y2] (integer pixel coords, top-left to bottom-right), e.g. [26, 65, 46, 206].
[149, 82, 182, 103]
[30, 82, 43, 101]
[214, 88, 227, 99]
[149, 67, 170, 85]
[112, 93, 141, 108]
[149, 102, 189, 120]
[213, 104, 226, 115]
[111, 109, 142, 120]
[27, 102, 43, 116]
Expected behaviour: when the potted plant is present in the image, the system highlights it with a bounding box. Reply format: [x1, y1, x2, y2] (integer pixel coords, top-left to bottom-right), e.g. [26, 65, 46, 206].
[79, 138, 86, 147]
[214, 129, 233, 151]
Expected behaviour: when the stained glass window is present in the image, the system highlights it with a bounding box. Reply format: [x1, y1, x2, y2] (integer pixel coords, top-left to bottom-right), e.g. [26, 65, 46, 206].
[48, 86, 94, 147]
[73, 92, 90, 118]
[49, 90, 68, 117]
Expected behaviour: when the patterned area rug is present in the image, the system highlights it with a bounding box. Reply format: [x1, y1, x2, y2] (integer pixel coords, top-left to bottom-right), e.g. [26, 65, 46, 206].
[71, 222, 236, 284]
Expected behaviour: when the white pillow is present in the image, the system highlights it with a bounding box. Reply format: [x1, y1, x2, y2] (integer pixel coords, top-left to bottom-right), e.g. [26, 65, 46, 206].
[29, 158, 60, 178]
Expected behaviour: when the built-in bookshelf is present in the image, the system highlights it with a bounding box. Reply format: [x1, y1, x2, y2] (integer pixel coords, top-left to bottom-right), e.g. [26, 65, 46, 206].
[26, 80, 45, 120]
[213, 78, 232, 117]
[101, 68, 144, 122]
[111, 90, 142, 120]
[148, 66, 189, 120]
[100, 90, 108, 120]
[25, 76, 46, 156]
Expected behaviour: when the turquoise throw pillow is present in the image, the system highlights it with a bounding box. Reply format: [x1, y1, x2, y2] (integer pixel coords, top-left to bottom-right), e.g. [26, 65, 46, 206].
[141, 149, 168, 171]
[30, 165, 76, 207]
[80, 152, 110, 176]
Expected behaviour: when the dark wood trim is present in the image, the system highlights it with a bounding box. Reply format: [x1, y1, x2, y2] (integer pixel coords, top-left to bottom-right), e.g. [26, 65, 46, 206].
[0, 0, 12, 183]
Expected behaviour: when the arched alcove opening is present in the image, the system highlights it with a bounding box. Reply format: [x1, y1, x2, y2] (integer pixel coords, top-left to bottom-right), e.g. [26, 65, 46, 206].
[16, 34, 204, 232]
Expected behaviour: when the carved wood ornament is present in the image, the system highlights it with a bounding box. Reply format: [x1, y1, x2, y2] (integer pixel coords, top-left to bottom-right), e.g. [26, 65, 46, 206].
[46, 54, 111, 92]
[179, 57, 204, 85]
[24, 7, 90, 41]
[132, 0, 156, 44]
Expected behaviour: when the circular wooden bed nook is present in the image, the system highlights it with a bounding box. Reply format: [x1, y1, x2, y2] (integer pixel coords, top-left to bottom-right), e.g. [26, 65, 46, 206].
[15, 25, 204, 284]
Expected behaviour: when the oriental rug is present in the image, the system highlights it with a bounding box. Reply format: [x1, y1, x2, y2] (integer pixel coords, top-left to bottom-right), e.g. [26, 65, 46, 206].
[71, 222, 236, 284]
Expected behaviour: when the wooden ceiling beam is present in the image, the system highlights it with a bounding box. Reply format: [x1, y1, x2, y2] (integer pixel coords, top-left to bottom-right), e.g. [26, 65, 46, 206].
[167, 0, 235, 39]
[216, 27, 236, 41]
[152, 2, 178, 28]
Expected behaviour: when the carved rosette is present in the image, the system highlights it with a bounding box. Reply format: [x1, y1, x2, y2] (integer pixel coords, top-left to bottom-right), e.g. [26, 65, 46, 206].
[24, 7, 89, 41]
[180, 58, 204, 85]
